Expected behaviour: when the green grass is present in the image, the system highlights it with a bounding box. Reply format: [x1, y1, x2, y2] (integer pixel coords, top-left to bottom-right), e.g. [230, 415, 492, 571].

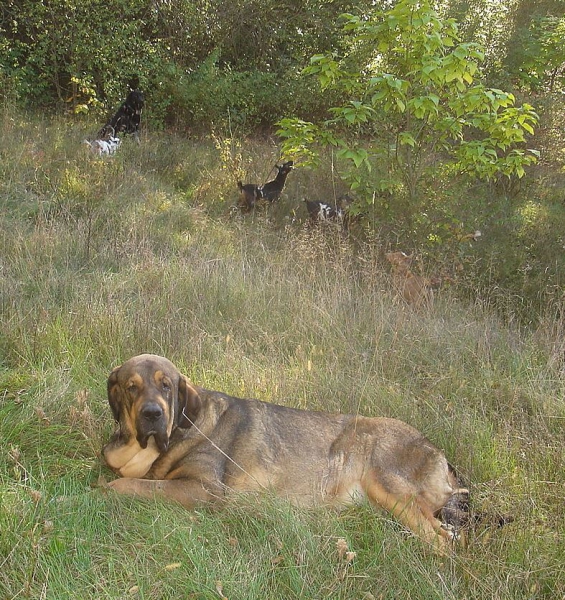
[1, 110, 564, 599]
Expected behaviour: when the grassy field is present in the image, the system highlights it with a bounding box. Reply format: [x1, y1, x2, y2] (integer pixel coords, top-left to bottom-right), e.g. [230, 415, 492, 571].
[1, 111, 564, 599]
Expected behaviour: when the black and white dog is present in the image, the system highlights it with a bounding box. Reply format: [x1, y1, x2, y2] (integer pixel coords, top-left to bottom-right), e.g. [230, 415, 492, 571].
[85, 89, 144, 157]
[84, 134, 122, 156]
[98, 89, 144, 140]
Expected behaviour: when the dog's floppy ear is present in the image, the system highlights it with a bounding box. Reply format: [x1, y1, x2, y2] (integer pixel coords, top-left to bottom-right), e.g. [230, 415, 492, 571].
[107, 365, 123, 422]
[177, 375, 202, 428]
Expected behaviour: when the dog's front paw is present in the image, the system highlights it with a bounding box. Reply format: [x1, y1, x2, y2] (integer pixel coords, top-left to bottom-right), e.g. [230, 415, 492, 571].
[106, 478, 132, 493]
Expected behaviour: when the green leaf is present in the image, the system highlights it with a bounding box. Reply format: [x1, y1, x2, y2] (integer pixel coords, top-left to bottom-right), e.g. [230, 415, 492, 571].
[279, 0, 539, 195]
[463, 71, 474, 84]
[398, 132, 416, 147]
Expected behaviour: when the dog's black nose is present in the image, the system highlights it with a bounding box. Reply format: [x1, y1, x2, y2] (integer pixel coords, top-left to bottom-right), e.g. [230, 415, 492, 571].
[140, 403, 164, 421]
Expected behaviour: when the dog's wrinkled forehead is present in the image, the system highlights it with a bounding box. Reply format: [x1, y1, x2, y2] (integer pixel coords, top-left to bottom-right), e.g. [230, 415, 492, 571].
[116, 354, 179, 387]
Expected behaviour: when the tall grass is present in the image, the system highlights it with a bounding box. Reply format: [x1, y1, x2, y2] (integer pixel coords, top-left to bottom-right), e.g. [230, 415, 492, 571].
[1, 110, 564, 599]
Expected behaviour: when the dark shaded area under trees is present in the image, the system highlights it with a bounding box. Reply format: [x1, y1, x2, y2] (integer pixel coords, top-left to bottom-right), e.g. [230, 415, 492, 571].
[1, 0, 563, 131]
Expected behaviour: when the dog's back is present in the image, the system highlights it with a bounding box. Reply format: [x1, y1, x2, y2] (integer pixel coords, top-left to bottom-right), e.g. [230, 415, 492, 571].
[149, 390, 459, 513]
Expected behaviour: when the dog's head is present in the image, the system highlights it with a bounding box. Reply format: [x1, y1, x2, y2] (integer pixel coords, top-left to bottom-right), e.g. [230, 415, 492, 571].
[125, 89, 144, 113]
[386, 251, 413, 274]
[106, 354, 201, 454]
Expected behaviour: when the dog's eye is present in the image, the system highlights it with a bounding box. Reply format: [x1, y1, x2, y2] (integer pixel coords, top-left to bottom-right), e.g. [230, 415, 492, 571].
[126, 384, 138, 394]
[162, 382, 171, 393]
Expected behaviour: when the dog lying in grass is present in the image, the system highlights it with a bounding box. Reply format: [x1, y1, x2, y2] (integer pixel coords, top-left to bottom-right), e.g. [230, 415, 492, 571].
[102, 353, 470, 553]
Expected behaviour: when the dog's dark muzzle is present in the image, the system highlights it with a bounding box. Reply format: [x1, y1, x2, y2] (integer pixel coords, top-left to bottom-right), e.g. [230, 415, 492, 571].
[136, 402, 169, 452]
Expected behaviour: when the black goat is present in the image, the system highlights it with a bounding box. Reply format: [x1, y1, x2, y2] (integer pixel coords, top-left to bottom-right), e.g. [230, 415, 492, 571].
[259, 160, 294, 203]
[98, 89, 144, 140]
[237, 161, 294, 212]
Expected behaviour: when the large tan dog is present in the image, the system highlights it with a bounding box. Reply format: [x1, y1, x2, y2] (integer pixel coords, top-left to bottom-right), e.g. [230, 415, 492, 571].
[102, 354, 468, 551]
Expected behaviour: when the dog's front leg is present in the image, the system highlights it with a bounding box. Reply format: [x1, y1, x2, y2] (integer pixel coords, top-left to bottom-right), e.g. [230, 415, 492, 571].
[107, 477, 219, 508]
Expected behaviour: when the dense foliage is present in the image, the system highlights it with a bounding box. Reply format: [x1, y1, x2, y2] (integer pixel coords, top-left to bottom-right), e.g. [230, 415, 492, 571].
[0, 0, 359, 129]
[1, 0, 564, 130]
[278, 1, 539, 199]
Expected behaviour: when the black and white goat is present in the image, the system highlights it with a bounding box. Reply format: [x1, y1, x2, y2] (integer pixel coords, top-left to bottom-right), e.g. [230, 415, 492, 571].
[237, 160, 294, 212]
[303, 194, 354, 224]
[98, 89, 144, 140]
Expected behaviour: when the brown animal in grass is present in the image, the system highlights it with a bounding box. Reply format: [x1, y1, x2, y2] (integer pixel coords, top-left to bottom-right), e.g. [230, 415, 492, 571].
[237, 181, 262, 211]
[102, 354, 469, 552]
[386, 251, 438, 307]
